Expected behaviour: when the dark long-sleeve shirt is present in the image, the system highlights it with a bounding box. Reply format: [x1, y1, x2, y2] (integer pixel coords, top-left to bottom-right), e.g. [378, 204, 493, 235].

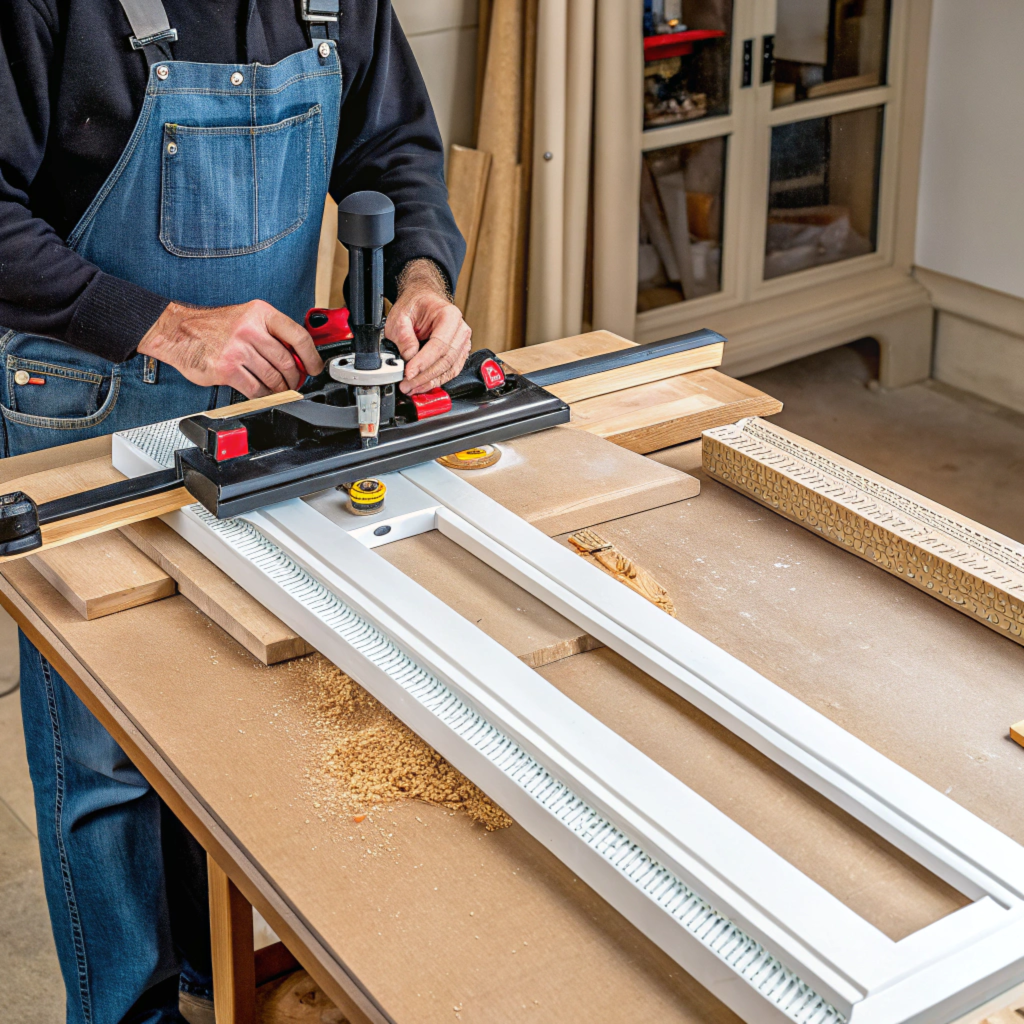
[0, 0, 463, 362]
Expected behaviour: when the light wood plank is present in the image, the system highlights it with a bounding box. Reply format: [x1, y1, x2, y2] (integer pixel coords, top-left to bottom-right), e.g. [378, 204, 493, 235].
[464, 425, 699, 535]
[447, 145, 492, 310]
[208, 854, 257, 1024]
[28, 532, 175, 620]
[120, 518, 312, 665]
[570, 369, 784, 452]
[704, 418, 1024, 648]
[499, 330, 635, 373]
[542, 341, 723, 404]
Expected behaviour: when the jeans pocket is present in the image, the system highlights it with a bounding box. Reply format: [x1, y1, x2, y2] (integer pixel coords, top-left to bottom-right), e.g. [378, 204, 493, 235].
[159, 105, 321, 258]
[1, 341, 122, 456]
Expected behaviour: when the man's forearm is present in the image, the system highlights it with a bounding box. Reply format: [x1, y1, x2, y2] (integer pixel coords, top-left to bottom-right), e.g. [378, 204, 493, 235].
[396, 258, 453, 303]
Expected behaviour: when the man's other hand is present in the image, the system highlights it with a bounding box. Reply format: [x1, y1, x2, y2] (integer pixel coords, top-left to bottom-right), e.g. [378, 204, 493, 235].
[138, 300, 324, 398]
[386, 259, 471, 395]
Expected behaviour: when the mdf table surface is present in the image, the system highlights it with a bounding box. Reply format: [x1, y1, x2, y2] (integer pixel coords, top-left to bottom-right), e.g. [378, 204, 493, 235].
[2, 437, 1023, 1024]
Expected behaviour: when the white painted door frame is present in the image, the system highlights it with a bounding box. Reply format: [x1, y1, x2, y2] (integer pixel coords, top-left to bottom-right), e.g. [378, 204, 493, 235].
[113, 423, 1024, 1024]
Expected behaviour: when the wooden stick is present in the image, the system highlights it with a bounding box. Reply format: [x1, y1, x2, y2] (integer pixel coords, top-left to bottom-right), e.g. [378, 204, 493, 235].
[208, 855, 257, 1024]
[447, 145, 492, 310]
[568, 527, 676, 617]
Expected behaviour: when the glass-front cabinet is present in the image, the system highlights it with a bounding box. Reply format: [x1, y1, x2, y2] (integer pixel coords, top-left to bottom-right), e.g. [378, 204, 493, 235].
[634, 0, 898, 322]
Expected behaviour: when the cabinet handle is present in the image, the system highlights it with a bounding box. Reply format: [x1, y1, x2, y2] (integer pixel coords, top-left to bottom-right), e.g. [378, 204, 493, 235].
[761, 34, 775, 84]
[742, 39, 753, 88]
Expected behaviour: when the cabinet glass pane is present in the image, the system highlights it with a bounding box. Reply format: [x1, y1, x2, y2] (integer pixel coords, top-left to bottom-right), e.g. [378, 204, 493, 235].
[773, 0, 891, 107]
[638, 137, 727, 312]
[764, 106, 883, 280]
[643, 1, 734, 129]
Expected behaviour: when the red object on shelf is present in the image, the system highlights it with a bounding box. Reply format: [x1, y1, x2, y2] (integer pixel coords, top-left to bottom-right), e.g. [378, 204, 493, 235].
[408, 388, 453, 420]
[644, 29, 726, 62]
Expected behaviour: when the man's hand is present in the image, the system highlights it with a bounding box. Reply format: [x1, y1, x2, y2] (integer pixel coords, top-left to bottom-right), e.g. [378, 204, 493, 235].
[386, 259, 471, 395]
[138, 300, 323, 399]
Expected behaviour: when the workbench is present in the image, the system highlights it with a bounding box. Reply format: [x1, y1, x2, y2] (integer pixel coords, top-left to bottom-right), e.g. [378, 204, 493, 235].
[2, 422, 1022, 1024]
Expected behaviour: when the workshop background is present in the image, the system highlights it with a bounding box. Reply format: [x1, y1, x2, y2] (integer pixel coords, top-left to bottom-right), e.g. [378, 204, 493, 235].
[3, 0, 1023, 1020]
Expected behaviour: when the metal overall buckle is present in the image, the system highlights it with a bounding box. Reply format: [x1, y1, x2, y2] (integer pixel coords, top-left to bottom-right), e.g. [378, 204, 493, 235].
[300, 0, 339, 24]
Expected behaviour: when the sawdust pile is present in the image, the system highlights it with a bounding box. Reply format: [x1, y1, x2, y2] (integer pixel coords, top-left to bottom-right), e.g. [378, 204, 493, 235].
[293, 654, 512, 831]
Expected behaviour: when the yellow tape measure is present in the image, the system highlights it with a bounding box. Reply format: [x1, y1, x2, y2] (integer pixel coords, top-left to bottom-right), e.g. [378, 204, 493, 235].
[436, 445, 501, 471]
[346, 478, 387, 515]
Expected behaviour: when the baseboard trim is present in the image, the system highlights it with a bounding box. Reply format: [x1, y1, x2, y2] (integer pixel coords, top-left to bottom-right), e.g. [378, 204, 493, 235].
[914, 267, 1024, 339]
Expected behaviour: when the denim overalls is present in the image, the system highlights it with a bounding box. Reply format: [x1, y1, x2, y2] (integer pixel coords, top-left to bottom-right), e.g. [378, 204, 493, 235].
[6, 5, 342, 1020]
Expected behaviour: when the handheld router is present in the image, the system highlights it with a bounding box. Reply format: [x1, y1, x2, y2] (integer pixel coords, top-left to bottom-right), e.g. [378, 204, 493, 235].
[0, 185, 725, 557]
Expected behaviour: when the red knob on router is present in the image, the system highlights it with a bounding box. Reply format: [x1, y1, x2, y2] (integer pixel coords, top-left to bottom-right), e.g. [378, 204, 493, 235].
[409, 388, 453, 420]
[305, 306, 353, 344]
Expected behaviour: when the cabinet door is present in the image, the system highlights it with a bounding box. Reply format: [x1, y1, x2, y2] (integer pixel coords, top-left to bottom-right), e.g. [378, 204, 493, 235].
[594, 0, 757, 339]
[746, 0, 907, 297]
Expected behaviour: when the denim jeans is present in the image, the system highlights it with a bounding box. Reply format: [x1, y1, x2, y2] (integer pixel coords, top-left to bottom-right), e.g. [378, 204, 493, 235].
[19, 635, 213, 1024]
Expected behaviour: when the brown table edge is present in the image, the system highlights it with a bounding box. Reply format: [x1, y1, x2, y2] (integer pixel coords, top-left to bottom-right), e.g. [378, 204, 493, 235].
[0, 573, 388, 1024]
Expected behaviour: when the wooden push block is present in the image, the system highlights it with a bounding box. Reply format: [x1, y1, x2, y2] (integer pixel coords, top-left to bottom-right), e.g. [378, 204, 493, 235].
[28, 531, 175, 620]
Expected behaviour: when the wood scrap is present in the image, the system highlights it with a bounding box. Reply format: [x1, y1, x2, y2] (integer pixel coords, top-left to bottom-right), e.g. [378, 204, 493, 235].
[28, 532, 175, 620]
[1011, 722, 1024, 750]
[257, 969, 345, 1023]
[568, 528, 676, 616]
[121, 518, 312, 665]
[704, 418, 1024, 648]
[446, 145, 492, 309]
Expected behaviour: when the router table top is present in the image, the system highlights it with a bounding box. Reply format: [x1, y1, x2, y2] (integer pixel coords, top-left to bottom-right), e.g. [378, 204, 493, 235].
[2, 434, 1022, 1023]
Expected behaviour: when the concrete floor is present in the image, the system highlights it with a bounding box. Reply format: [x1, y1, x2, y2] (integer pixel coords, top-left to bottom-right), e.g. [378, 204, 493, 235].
[1, 341, 1022, 1021]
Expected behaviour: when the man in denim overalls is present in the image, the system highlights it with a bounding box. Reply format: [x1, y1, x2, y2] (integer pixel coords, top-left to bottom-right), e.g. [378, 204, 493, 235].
[0, 2, 469, 1021]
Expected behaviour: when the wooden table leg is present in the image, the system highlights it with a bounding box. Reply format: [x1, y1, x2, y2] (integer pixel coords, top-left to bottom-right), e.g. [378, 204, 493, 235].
[208, 854, 257, 1024]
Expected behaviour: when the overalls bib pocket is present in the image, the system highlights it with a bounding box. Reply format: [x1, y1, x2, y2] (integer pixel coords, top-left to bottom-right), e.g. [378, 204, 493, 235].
[159, 104, 323, 257]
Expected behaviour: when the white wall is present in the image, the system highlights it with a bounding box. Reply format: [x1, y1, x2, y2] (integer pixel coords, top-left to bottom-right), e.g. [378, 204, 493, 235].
[391, 0, 479, 158]
[915, 0, 1024, 300]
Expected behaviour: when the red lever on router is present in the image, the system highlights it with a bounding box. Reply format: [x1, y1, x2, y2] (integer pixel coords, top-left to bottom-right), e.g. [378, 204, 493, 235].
[479, 358, 505, 390]
[408, 388, 452, 420]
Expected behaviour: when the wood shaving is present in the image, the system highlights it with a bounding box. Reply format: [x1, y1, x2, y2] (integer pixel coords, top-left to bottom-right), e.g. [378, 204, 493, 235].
[292, 654, 512, 831]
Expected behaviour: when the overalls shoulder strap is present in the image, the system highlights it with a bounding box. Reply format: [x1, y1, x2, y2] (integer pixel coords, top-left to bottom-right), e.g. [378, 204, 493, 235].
[116, 0, 178, 64]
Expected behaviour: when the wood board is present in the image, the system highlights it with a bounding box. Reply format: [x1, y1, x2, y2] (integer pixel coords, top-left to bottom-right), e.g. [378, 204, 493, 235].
[540, 342, 724, 405]
[703, 417, 1024, 648]
[572, 370, 783, 452]
[501, 331, 781, 453]
[121, 518, 312, 666]
[465, 425, 700, 535]
[28, 531, 175, 620]
[447, 145, 492, 310]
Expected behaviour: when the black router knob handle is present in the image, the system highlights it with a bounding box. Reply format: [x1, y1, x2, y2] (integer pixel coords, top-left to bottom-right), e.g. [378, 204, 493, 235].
[337, 191, 395, 250]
